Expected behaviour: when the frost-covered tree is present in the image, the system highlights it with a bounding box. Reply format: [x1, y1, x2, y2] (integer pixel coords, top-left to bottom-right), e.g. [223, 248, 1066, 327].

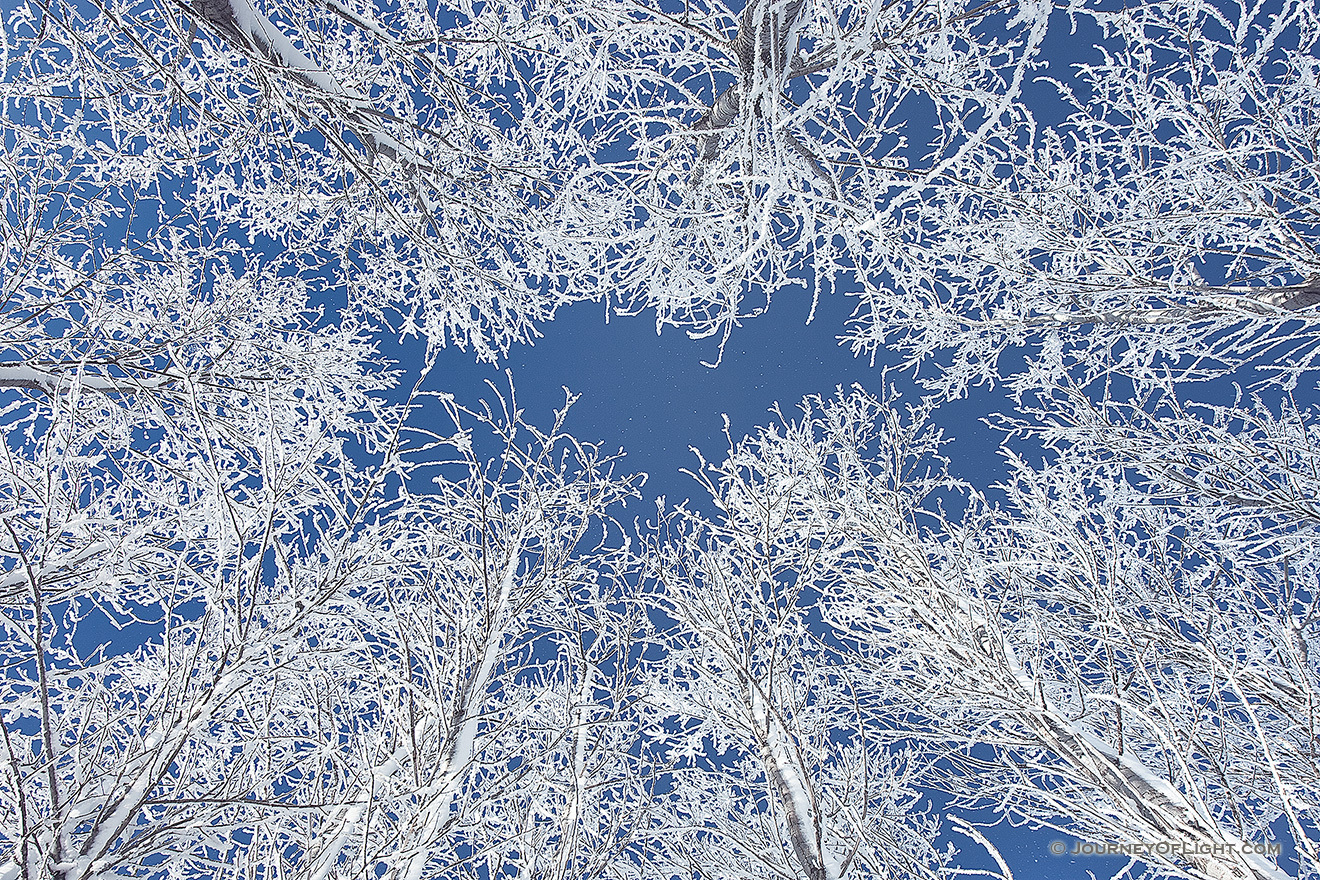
[0, 357, 650, 878]
[12, 0, 1316, 383]
[0, 141, 648, 874]
[848, 0, 1320, 394]
[3, 0, 550, 359]
[886, 434, 1320, 880]
[289, 389, 651, 880]
[1005, 379, 1320, 544]
[2, 0, 1051, 358]
[677, 388, 1318, 880]
[634, 393, 967, 880]
[0, 276, 407, 876]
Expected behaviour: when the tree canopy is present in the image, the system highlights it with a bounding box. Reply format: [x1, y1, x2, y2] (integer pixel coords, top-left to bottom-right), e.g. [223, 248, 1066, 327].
[2, 0, 1318, 877]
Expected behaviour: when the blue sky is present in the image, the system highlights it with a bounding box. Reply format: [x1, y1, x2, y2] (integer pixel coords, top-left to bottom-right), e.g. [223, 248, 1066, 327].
[420, 271, 1017, 513]
[5, 0, 1314, 873]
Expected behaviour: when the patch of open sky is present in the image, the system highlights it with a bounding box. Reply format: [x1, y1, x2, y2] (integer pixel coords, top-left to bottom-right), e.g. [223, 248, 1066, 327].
[412, 283, 1024, 517]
